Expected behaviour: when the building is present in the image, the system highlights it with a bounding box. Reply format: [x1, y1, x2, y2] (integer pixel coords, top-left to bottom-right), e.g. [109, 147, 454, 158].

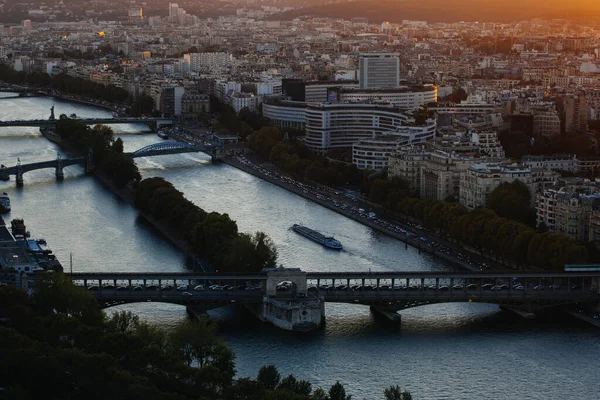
[161, 86, 185, 118]
[389, 147, 478, 200]
[470, 130, 505, 158]
[339, 85, 437, 109]
[304, 103, 434, 153]
[536, 184, 600, 242]
[281, 79, 359, 103]
[459, 162, 533, 210]
[228, 91, 260, 114]
[532, 106, 561, 137]
[168, 3, 179, 23]
[359, 53, 400, 90]
[181, 91, 210, 120]
[184, 52, 230, 72]
[262, 98, 307, 130]
[564, 93, 587, 133]
[522, 154, 577, 172]
[352, 118, 436, 170]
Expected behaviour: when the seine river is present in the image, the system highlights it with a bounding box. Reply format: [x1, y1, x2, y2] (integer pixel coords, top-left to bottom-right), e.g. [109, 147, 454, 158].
[1, 94, 598, 399]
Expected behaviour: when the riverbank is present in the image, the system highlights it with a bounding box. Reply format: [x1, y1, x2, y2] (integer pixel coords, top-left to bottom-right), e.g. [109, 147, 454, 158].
[52, 94, 119, 112]
[0, 84, 121, 113]
[92, 171, 191, 256]
[50, 132, 195, 265]
[221, 156, 480, 272]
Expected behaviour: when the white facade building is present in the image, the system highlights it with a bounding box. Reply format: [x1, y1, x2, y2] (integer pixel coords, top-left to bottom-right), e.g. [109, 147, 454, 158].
[262, 99, 307, 130]
[359, 53, 400, 90]
[228, 91, 260, 114]
[352, 120, 437, 170]
[184, 52, 230, 72]
[340, 85, 437, 109]
[305, 103, 433, 153]
[459, 163, 533, 210]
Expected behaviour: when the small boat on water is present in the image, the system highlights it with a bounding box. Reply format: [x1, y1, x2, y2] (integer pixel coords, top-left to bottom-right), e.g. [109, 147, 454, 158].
[158, 132, 169, 140]
[0, 192, 10, 214]
[292, 224, 342, 249]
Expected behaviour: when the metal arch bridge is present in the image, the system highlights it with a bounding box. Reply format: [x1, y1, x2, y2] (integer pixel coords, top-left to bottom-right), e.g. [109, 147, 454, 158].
[124, 140, 218, 159]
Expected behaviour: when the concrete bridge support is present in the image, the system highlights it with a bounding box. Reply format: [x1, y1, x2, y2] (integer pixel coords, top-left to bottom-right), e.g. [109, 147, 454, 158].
[85, 149, 95, 173]
[55, 157, 64, 181]
[370, 305, 402, 323]
[15, 165, 23, 187]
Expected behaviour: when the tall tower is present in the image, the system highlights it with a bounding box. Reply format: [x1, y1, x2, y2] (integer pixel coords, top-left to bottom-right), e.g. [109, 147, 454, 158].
[358, 53, 400, 90]
[168, 3, 179, 23]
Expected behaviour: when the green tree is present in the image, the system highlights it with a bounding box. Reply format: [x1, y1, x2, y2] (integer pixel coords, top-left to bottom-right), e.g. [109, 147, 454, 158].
[257, 365, 281, 390]
[226, 377, 266, 400]
[34, 273, 103, 326]
[384, 385, 412, 400]
[312, 387, 328, 400]
[487, 180, 534, 226]
[329, 381, 351, 400]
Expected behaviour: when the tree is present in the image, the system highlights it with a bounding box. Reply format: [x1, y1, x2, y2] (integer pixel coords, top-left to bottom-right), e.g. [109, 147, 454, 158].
[312, 387, 328, 400]
[257, 365, 280, 390]
[226, 378, 266, 400]
[34, 273, 103, 326]
[384, 385, 412, 400]
[487, 180, 535, 226]
[329, 381, 351, 400]
[250, 126, 281, 159]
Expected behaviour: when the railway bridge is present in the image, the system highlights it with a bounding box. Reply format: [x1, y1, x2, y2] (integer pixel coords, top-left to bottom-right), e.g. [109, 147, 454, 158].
[58, 269, 600, 330]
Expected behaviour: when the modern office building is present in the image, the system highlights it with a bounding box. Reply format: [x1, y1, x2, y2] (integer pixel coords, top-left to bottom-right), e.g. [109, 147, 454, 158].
[304, 103, 434, 153]
[351, 120, 437, 170]
[262, 99, 307, 130]
[340, 85, 437, 109]
[358, 53, 400, 90]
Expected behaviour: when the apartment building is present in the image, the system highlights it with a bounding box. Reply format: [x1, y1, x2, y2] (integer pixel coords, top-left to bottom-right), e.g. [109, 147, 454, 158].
[389, 147, 478, 201]
[459, 163, 533, 210]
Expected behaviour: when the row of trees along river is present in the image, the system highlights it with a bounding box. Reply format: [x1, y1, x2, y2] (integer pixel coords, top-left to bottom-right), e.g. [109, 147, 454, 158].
[0, 276, 412, 399]
[56, 117, 278, 273]
[247, 126, 591, 270]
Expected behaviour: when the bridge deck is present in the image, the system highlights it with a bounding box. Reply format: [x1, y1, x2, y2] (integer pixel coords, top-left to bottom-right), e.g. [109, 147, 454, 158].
[64, 271, 600, 281]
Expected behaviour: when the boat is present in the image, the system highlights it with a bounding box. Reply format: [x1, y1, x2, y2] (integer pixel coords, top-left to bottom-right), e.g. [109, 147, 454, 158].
[40, 126, 62, 144]
[292, 224, 342, 249]
[0, 165, 9, 181]
[69, 113, 79, 119]
[0, 192, 10, 213]
[158, 132, 169, 140]
[11, 218, 26, 237]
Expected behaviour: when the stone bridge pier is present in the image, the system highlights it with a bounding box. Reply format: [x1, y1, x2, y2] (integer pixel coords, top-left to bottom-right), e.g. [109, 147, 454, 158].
[15, 163, 23, 187]
[55, 156, 64, 181]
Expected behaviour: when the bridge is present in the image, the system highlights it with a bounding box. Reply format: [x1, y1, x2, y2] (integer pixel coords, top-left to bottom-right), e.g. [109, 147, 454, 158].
[60, 269, 600, 330]
[0, 141, 221, 186]
[0, 117, 173, 131]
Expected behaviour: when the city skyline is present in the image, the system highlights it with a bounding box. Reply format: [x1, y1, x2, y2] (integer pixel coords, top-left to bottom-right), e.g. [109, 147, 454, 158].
[1, 1, 600, 399]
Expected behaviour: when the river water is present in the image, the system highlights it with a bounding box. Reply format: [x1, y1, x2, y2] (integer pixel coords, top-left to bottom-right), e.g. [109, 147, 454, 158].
[1, 94, 598, 399]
